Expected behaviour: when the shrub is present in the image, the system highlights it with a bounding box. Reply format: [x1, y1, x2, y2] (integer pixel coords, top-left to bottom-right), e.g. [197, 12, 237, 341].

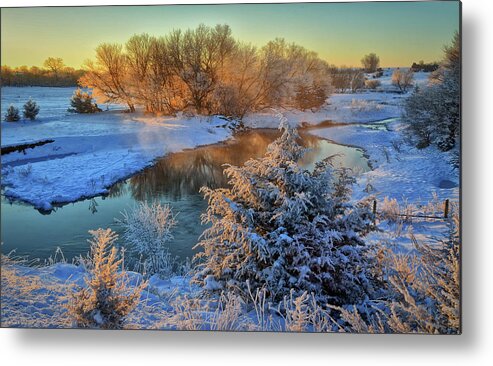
[23, 98, 40, 120]
[68, 88, 101, 114]
[67, 229, 146, 329]
[294, 83, 329, 111]
[392, 68, 414, 93]
[410, 61, 439, 73]
[194, 121, 376, 305]
[4, 104, 20, 122]
[361, 53, 380, 73]
[328, 67, 366, 93]
[365, 79, 381, 90]
[120, 201, 177, 278]
[330, 202, 460, 334]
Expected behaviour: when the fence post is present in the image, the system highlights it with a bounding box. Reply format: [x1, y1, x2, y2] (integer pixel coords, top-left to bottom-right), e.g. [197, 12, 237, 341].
[372, 200, 377, 223]
[443, 199, 449, 219]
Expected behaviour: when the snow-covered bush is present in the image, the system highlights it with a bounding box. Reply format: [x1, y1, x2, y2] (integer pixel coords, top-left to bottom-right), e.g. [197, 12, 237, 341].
[403, 33, 460, 152]
[68, 88, 101, 114]
[4, 104, 20, 122]
[350, 99, 383, 114]
[194, 121, 376, 305]
[380, 197, 415, 223]
[331, 202, 460, 334]
[22, 98, 40, 120]
[120, 201, 177, 277]
[67, 229, 146, 329]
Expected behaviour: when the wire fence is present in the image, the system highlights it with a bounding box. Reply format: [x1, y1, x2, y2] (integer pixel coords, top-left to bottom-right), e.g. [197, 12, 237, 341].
[372, 198, 450, 222]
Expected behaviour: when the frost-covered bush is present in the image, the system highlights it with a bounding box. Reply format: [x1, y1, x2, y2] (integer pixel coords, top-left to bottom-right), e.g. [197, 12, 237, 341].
[68, 88, 101, 114]
[4, 104, 20, 122]
[22, 98, 40, 120]
[120, 201, 177, 277]
[67, 229, 146, 329]
[403, 34, 460, 152]
[350, 99, 383, 114]
[331, 202, 460, 334]
[194, 122, 376, 305]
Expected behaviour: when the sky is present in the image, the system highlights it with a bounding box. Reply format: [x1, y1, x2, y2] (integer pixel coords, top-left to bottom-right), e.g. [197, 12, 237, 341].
[1, 2, 460, 68]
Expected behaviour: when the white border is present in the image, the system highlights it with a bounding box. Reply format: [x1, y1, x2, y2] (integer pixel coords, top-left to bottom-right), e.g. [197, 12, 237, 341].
[2, 1, 492, 365]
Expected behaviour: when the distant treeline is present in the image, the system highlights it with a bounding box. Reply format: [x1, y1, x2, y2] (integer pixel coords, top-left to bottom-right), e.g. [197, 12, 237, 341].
[410, 61, 439, 73]
[1, 58, 85, 87]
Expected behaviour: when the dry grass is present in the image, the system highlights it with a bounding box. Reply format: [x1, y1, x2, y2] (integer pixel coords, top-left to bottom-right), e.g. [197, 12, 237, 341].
[2, 202, 460, 334]
[66, 229, 147, 329]
[0, 255, 72, 328]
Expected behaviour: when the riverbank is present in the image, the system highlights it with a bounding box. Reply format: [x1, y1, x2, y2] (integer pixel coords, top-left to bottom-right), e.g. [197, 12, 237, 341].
[1, 112, 233, 210]
[1, 84, 419, 211]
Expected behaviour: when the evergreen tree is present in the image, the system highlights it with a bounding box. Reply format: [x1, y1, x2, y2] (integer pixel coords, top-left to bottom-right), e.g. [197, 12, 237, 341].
[68, 88, 101, 114]
[194, 122, 375, 305]
[23, 98, 40, 120]
[4, 104, 20, 122]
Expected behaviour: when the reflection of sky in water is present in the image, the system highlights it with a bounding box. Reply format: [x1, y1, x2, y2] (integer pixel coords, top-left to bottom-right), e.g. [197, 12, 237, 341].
[1, 129, 369, 262]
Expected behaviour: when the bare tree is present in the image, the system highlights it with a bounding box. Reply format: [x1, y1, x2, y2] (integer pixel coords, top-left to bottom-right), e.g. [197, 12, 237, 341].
[43, 57, 65, 80]
[392, 68, 414, 93]
[166, 24, 236, 114]
[80, 43, 136, 112]
[361, 53, 380, 73]
[81, 24, 332, 117]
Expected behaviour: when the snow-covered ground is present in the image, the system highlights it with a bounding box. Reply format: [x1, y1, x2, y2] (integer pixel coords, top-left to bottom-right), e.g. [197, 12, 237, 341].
[1, 72, 430, 211]
[2, 110, 232, 210]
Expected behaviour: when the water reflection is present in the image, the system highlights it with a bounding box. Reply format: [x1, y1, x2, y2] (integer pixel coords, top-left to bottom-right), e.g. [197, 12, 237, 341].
[112, 129, 369, 202]
[1, 128, 370, 261]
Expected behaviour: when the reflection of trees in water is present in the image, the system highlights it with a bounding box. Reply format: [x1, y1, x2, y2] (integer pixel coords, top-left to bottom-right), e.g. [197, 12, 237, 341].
[128, 130, 285, 201]
[108, 129, 327, 202]
[106, 181, 129, 199]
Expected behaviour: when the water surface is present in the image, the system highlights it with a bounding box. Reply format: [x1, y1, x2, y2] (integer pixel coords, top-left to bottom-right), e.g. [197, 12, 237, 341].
[1, 129, 369, 262]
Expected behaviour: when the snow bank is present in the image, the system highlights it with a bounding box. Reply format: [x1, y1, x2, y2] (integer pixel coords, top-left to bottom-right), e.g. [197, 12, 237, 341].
[1, 111, 233, 210]
[307, 119, 459, 204]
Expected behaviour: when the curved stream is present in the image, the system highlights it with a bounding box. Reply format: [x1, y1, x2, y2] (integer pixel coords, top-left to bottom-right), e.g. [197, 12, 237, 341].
[1, 128, 370, 262]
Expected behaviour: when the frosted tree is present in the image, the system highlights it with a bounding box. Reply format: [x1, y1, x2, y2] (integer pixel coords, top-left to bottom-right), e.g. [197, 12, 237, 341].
[166, 24, 236, 114]
[120, 201, 177, 277]
[4, 105, 20, 122]
[67, 229, 146, 329]
[23, 98, 40, 120]
[403, 32, 460, 152]
[194, 121, 375, 305]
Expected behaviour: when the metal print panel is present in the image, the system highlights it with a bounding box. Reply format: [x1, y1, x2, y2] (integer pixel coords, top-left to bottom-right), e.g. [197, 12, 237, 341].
[0, 1, 461, 333]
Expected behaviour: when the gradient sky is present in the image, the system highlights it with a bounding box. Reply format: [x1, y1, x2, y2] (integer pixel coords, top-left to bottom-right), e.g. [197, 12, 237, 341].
[1, 2, 460, 68]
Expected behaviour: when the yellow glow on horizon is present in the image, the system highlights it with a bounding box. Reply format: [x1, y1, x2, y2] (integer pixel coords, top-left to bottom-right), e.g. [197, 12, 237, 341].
[1, 2, 460, 68]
